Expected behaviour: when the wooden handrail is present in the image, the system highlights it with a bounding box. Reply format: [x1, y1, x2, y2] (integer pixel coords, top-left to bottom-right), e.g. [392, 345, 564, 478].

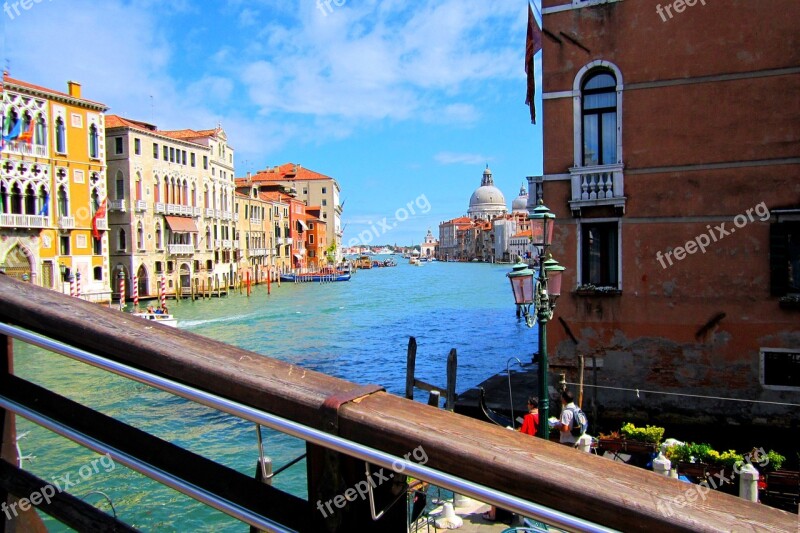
[0, 275, 796, 532]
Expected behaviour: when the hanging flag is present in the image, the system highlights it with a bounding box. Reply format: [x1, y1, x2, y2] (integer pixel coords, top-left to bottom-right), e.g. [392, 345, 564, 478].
[1, 118, 21, 143]
[38, 194, 49, 216]
[525, 1, 543, 124]
[92, 197, 108, 240]
[17, 120, 35, 144]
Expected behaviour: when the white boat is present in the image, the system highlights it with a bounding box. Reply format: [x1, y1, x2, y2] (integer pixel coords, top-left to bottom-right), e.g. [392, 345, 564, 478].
[133, 312, 178, 327]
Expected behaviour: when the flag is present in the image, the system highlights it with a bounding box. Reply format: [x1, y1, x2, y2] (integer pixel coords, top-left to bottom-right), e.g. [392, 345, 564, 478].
[17, 120, 35, 144]
[38, 194, 49, 216]
[2, 118, 21, 143]
[92, 197, 107, 240]
[525, 1, 542, 124]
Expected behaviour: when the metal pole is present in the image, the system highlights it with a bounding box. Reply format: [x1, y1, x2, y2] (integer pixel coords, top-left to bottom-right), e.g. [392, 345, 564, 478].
[537, 259, 549, 440]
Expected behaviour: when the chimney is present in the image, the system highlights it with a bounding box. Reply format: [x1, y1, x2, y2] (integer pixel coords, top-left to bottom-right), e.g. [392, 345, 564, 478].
[247, 171, 251, 179]
[67, 81, 82, 98]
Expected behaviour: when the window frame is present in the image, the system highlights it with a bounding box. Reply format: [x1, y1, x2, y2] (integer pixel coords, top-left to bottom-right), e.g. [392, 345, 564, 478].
[572, 61, 623, 169]
[577, 218, 621, 289]
[760, 348, 800, 391]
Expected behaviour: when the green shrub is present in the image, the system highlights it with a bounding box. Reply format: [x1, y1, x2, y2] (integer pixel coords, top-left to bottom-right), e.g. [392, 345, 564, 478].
[620, 422, 665, 446]
[665, 442, 715, 464]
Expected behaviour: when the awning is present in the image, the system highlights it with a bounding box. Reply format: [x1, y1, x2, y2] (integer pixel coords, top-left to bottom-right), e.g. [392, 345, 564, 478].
[293, 253, 304, 259]
[297, 220, 308, 231]
[165, 216, 199, 233]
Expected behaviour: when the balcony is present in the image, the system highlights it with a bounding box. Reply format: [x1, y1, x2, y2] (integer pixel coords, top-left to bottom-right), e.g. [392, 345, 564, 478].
[0, 214, 48, 229]
[2, 141, 48, 158]
[205, 208, 215, 218]
[168, 244, 195, 255]
[222, 211, 233, 221]
[232, 240, 239, 248]
[58, 216, 76, 229]
[233, 213, 240, 222]
[284, 237, 293, 245]
[221, 239, 232, 249]
[134, 200, 147, 212]
[568, 164, 626, 216]
[250, 248, 267, 257]
[155, 202, 166, 214]
[194, 207, 202, 217]
[275, 237, 284, 245]
[95, 218, 108, 231]
[109, 199, 126, 212]
[165, 204, 195, 217]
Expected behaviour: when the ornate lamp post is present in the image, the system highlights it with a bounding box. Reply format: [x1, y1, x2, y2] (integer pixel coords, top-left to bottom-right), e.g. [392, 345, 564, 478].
[507, 199, 565, 440]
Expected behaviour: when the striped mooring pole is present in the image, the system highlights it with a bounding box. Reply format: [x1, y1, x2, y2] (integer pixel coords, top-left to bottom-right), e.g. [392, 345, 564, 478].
[132, 274, 139, 310]
[160, 276, 166, 309]
[119, 272, 125, 311]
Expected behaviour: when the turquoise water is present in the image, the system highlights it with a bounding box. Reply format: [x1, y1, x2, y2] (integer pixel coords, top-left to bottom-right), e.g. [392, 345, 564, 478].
[13, 259, 538, 531]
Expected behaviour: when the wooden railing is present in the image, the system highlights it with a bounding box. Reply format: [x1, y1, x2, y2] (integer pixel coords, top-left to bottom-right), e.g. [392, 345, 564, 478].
[0, 274, 796, 532]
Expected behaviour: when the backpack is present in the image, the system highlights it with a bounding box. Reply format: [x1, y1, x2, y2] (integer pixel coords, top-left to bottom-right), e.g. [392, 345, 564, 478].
[569, 407, 588, 437]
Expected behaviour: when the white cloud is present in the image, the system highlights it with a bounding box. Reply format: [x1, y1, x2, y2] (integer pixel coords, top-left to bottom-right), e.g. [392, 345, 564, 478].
[435, 152, 491, 166]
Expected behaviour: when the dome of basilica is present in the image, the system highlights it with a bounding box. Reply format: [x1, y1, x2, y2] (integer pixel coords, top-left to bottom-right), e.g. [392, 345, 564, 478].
[467, 166, 507, 220]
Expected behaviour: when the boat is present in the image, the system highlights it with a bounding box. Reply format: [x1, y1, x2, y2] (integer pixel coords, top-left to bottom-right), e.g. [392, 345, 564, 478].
[280, 272, 352, 282]
[133, 312, 178, 327]
[355, 255, 373, 269]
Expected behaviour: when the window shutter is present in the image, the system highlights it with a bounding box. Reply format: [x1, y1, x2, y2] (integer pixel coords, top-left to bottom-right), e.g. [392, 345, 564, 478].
[769, 223, 788, 296]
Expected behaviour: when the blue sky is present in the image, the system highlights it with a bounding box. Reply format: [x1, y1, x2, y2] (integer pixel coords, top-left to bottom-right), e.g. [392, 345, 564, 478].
[2, 0, 543, 246]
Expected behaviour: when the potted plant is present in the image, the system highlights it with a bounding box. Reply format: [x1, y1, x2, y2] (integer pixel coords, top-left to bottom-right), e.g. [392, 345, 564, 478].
[666, 442, 715, 478]
[598, 423, 663, 454]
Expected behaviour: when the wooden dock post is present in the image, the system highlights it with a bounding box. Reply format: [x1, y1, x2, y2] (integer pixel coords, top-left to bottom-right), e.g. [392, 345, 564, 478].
[405, 337, 417, 400]
[446, 348, 457, 411]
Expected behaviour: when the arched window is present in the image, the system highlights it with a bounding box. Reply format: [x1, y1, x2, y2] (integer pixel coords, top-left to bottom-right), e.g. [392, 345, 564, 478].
[89, 124, 99, 159]
[0, 184, 7, 214]
[57, 185, 69, 217]
[3, 110, 19, 137]
[116, 170, 125, 200]
[581, 71, 617, 166]
[37, 186, 48, 216]
[153, 175, 159, 203]
[118, 229, 127, 251]
[91, 189, 100, 216]
[24, 184, 35, 214]
[55, 117, 66, 153]
[35, 115, 47, 146]
[93, 266, 103, 280]
[206, 227, 212, 249]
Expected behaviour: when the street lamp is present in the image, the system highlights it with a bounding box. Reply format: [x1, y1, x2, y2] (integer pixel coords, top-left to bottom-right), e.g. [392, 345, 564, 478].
[506, 199, 565, 440]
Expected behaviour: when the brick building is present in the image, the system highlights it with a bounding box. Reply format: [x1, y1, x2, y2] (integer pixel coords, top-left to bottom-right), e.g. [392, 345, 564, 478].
[538, 0, 800, 428]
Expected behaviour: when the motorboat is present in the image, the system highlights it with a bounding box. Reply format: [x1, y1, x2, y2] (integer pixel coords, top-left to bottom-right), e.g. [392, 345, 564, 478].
[133, 312, 178, 327]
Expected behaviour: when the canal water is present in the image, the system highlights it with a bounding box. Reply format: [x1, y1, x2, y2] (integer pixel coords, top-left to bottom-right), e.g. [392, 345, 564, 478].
[13, 259, 538, 531]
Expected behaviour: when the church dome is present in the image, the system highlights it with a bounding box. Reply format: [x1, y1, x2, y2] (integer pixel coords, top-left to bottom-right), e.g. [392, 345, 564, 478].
[512, 182, 528, 212]
[468, 166, 507, 220]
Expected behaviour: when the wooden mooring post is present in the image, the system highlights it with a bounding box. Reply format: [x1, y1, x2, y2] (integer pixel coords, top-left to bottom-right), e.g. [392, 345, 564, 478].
[405, 336, 457, 410]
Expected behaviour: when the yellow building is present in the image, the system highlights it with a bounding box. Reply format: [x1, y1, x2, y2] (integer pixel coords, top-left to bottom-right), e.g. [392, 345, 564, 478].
[0, 74, 110, 300]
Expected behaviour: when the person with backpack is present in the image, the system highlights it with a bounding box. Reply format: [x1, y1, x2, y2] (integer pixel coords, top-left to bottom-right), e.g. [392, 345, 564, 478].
[555, 390, 588, 447]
